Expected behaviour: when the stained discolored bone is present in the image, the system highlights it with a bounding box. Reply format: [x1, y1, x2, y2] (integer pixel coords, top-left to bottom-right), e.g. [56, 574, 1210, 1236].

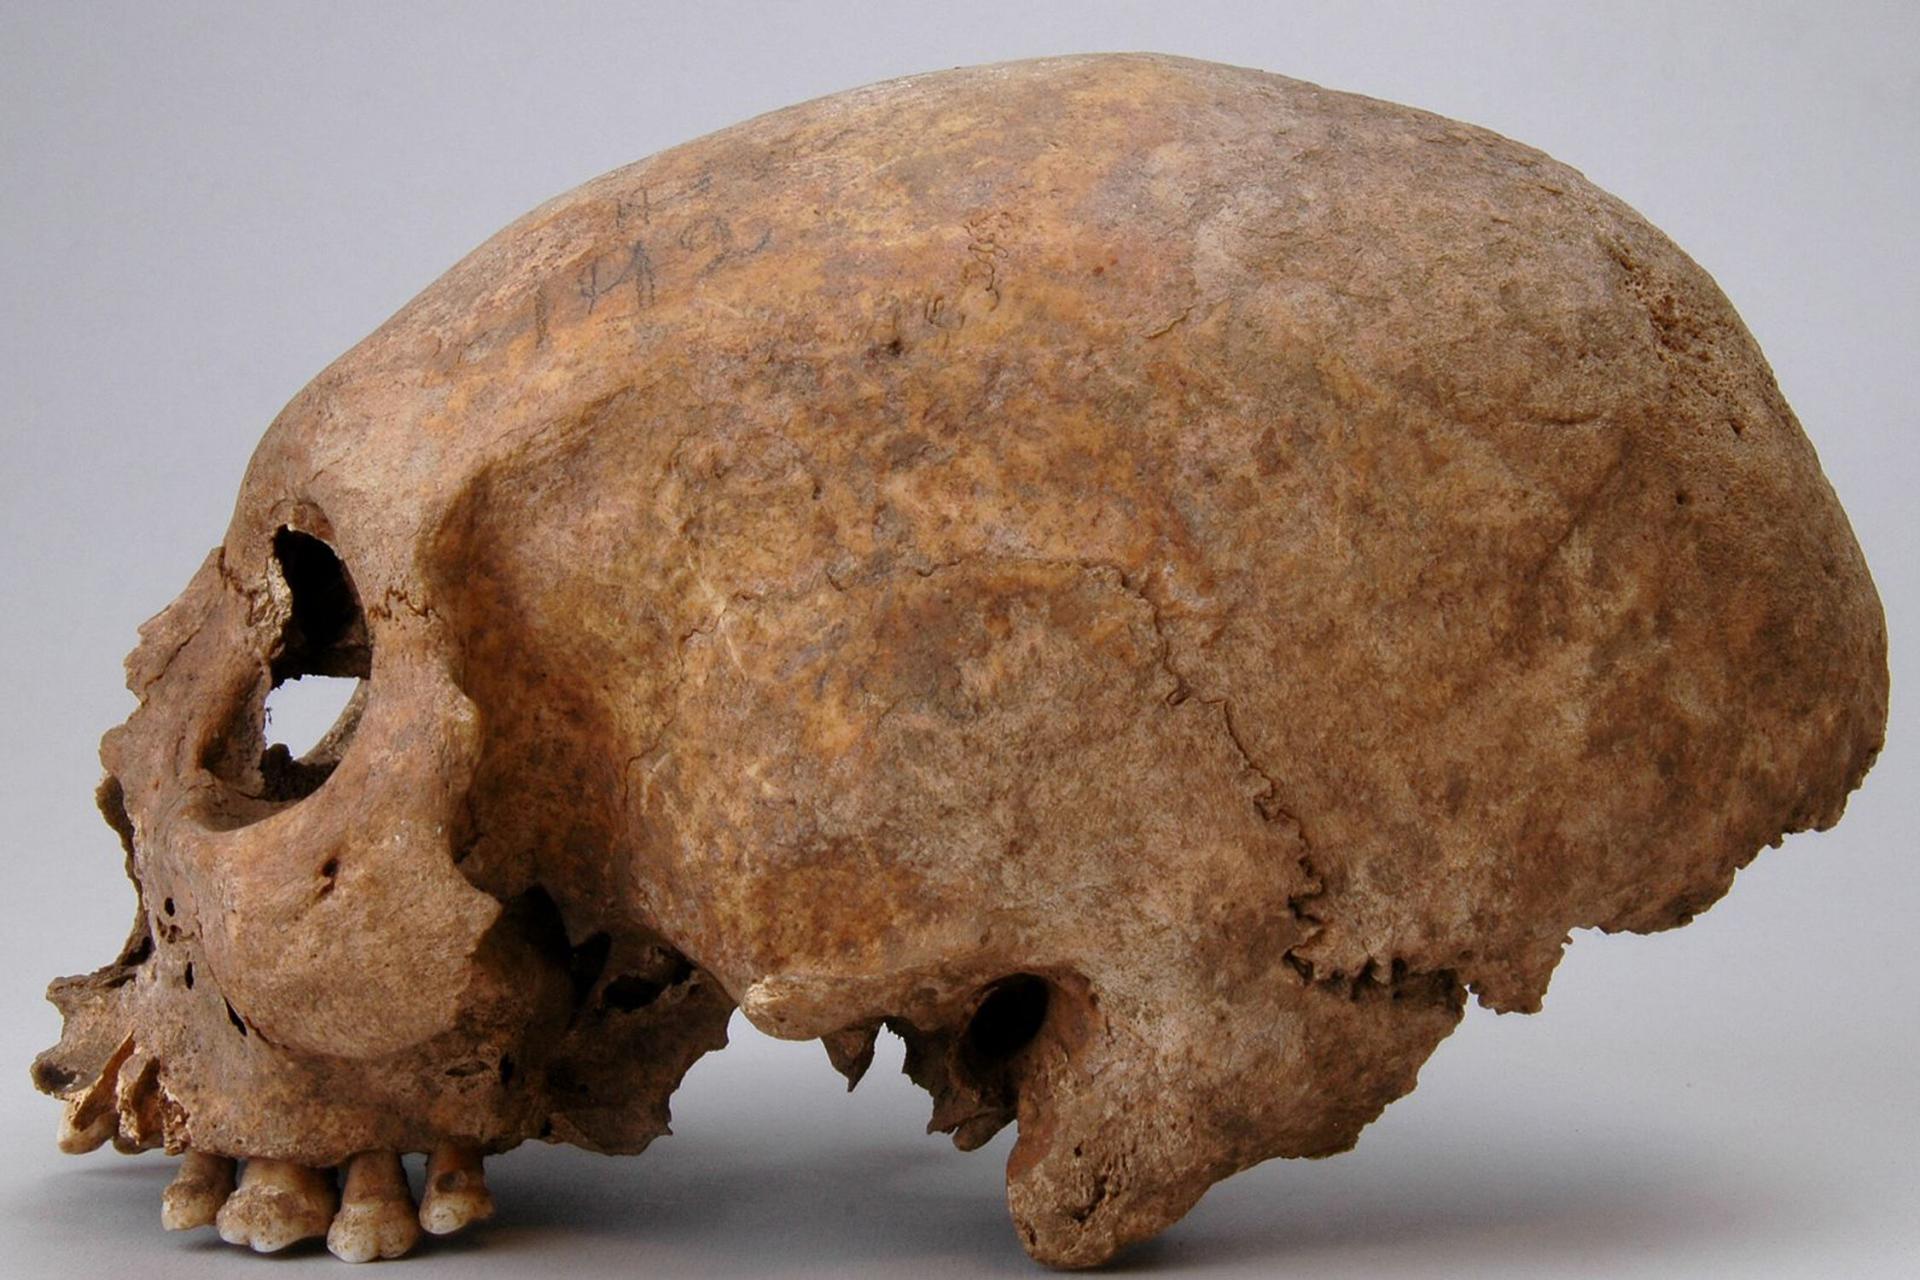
[821, 1021, 883, 1090]
[111, 1045, 168, 1153]
[161, 1150, 237, 1231]
[30, 51, 1887, 1270]
[417, 1146, 493, 1237]
[216, 1159, 337, 1253]
[327, 1151, 422, 1263]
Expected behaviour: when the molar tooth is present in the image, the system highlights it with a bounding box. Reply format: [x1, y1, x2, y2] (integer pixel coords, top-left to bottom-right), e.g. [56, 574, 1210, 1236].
[215, 1158, 336, 1253]
[327, 1150, 422, 1262]
[418, 1144, 494, 1236]
[161, 1150, 236, 1231]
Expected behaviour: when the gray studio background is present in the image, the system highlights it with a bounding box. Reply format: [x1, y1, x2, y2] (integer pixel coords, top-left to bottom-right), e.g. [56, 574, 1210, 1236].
[2, 3, 1915, 1277]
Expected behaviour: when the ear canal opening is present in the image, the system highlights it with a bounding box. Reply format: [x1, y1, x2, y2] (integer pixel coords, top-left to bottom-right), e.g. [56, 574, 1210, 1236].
[892, 973, 1060, 1154]
[963, 973, 1051, 1069]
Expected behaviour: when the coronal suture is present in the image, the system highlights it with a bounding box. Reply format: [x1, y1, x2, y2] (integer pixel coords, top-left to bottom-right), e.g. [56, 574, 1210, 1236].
[34, 54, 1886, 1266]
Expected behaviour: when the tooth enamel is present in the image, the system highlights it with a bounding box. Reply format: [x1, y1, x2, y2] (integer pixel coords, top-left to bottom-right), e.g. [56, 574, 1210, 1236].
[55, 1096, 115, 1156]
[215, 1158, 337, 1253]
[55, 1034, 135, 1155]
[327, 1150, 422, 1263]
[160, 1150, 236, 1231]
[418, 1145, 494, 1236]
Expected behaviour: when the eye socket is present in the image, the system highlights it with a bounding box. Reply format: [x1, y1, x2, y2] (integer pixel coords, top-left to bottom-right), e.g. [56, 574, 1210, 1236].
[257, 529, 369, 802]
[202, 527, 372, 818]
[270, 528, 371, 682]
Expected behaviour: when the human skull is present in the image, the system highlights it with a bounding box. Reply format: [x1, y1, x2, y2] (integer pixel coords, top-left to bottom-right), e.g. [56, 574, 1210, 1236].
[34, 53, 1886, 1267]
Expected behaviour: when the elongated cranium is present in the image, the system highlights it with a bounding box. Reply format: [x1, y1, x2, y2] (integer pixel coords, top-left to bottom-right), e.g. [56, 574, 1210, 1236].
[34, 53, 1886, 1267]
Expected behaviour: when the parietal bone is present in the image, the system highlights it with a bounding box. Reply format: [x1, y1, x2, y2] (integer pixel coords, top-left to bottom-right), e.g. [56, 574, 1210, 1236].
[34, 53, 1887, 1268]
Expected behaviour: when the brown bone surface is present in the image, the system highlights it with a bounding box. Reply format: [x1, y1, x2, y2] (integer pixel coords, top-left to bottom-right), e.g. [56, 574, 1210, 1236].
[33, 54, 1887, 1267]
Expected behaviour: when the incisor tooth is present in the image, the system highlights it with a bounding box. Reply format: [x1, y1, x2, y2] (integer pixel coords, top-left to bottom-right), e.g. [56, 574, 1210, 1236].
[328, 1150, 422, 1263]
[55, 1095, 115, 1155]
[55, 1034, 135, 1154]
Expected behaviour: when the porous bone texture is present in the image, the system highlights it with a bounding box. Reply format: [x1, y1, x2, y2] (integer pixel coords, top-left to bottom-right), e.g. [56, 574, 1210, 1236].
[35, 54, 1886, 1268]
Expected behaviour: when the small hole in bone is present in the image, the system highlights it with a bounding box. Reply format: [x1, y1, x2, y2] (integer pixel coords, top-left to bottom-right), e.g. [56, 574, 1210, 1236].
[963, 974, 1050, 1065]
[225, 999, 248, 1037]
[499, 1054, 515, 1087]
[602, 960, 693, 1012]
[604, 976, 648, 1010]
[34, 1062, 78, 1092]
[121, 932, 153, 968]
[568, 931, 612, 1003]
[183, 962, 195, 990]
[162, 897, 175, 917]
